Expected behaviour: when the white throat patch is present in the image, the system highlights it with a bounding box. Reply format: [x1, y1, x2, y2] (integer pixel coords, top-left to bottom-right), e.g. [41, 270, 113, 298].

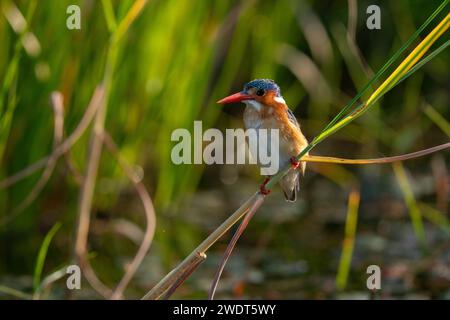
[244, 100, 263, 112]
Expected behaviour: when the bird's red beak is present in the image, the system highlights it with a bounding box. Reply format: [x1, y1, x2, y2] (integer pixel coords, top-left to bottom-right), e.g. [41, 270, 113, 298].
[217, 92, 253, 104]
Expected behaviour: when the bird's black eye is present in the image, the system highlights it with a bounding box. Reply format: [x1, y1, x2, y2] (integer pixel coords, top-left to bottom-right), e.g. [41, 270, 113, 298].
[256, 89, 265, 96]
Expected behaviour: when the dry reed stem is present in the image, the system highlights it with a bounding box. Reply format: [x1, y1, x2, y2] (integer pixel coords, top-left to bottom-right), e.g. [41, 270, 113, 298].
[103, 132, 157, 300]
[74, 84, 113, 298]
[74, 0, 149, 299]
[208, 195, 265, 300]
[162, 252, 207, 300]
[142, 193, 262, 300]
[301, 143, 450, 165]
[144, 142, 448, 299]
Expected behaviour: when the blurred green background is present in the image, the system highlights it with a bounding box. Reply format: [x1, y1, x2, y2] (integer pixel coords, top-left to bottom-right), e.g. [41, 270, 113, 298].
[0, 0, 449, 299]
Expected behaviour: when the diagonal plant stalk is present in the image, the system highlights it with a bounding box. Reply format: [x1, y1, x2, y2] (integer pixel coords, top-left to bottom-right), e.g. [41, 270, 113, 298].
[322, 0, 449, 132]
[161, 252, 207, 300]
[144, 4, 450, 299]
[208, 195, 265, 300]
[142, 194, 258, 299]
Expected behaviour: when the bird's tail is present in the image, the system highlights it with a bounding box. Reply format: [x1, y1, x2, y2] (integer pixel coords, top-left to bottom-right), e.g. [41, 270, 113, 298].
[280, 162, 305, 202]
[280, 171, 300, 202]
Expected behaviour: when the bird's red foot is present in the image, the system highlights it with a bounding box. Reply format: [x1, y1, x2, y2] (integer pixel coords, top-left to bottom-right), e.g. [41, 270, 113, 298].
[290, 157, 300, 170]
[259, 177, 271, 195]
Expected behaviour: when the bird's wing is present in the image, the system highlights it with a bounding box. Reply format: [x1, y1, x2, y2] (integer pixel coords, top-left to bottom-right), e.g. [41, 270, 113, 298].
[286, 108, 301, 130]
[286, 108, 308, 177]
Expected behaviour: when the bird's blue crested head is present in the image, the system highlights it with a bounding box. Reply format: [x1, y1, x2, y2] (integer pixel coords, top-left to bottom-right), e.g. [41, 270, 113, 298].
[217, 78, 283, 105]
[244, 79, 281, 97]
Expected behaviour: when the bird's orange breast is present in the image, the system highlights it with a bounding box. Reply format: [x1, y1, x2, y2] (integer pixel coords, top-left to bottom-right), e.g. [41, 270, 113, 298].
[243, 101, 308, 158]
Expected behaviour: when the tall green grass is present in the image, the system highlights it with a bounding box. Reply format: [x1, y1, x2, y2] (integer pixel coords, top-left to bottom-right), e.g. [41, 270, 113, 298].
[0, 0, 449, 298]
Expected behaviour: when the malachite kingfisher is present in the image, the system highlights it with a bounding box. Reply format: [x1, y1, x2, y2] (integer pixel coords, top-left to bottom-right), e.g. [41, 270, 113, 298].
[218, 79, 308, 202]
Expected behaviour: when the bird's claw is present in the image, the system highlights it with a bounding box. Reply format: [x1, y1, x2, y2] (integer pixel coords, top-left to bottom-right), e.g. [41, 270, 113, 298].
[290, 157, 300, 170]
[259, 177, 271, 196]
